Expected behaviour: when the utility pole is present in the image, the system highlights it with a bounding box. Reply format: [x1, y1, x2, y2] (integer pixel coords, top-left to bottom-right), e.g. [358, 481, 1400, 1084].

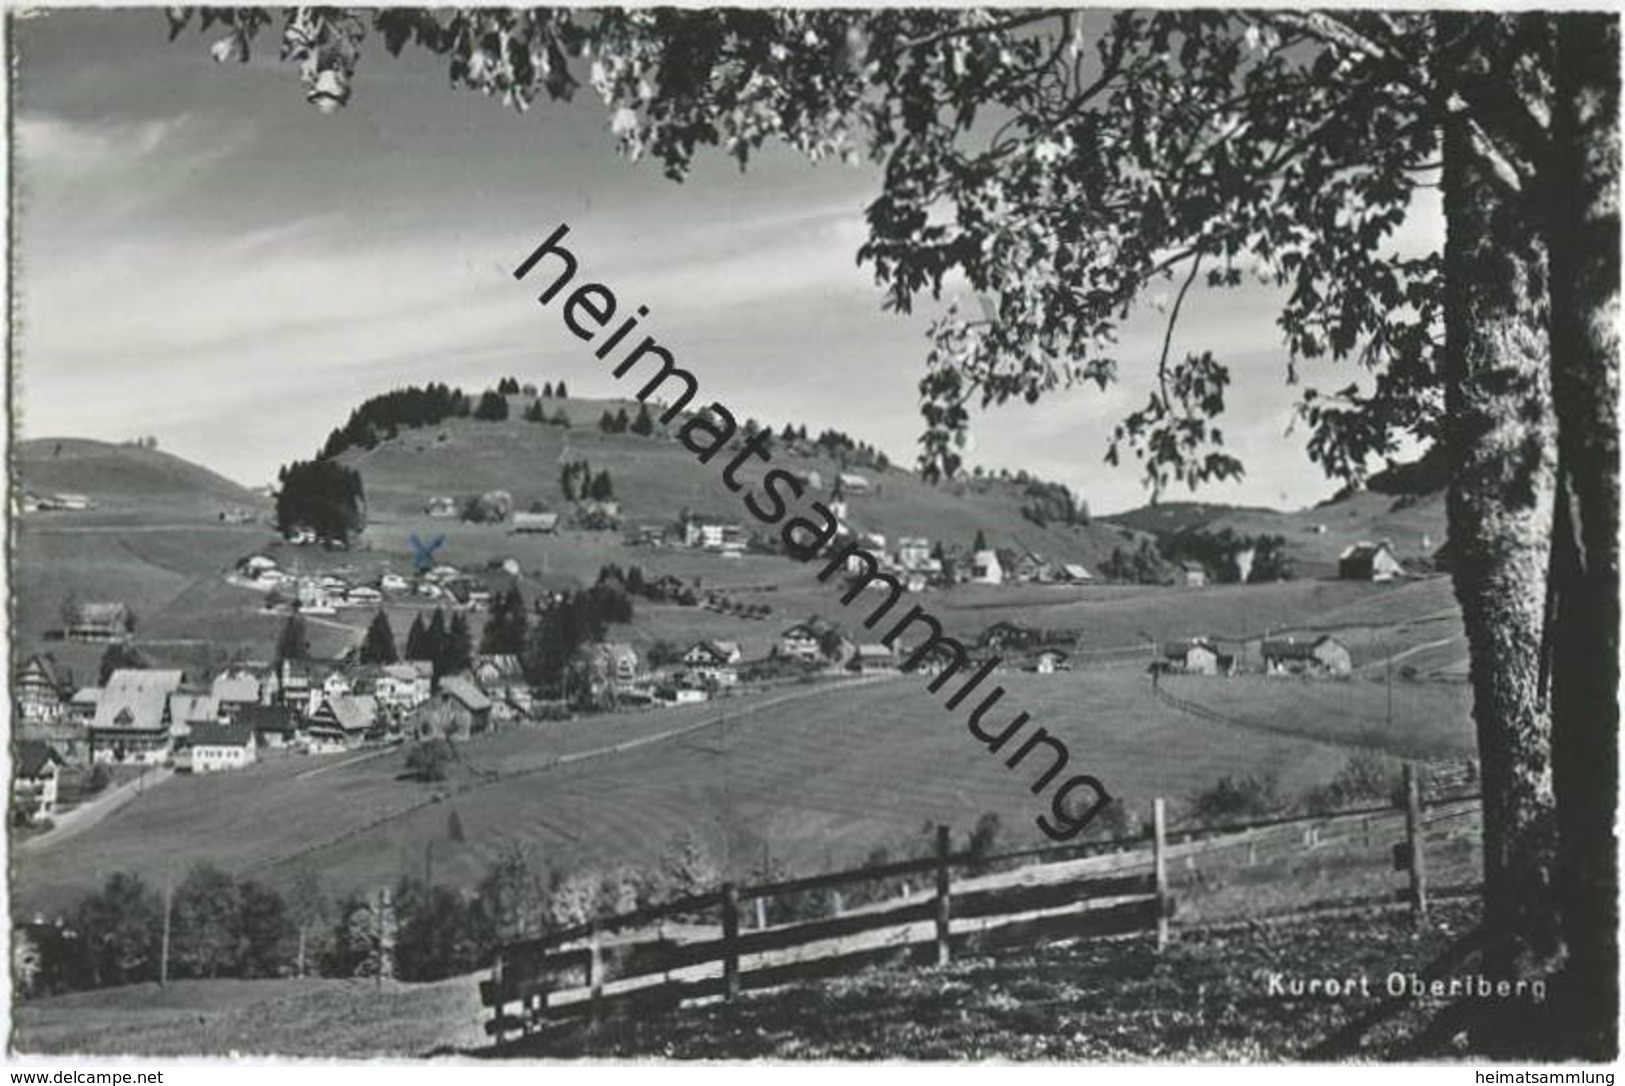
[159, 876, 173, 988]
[1386, 653, 1394, 730]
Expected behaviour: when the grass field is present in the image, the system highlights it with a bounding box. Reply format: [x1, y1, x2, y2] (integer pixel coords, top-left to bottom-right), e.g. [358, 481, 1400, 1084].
[13, 655, 1474, 920]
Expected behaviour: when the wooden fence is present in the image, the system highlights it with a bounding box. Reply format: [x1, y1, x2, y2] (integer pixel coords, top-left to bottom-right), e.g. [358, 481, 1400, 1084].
[482, 780, 1482, 1042]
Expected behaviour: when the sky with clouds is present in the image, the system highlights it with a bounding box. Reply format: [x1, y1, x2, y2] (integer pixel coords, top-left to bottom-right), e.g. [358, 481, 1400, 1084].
[13, 9, 1442, 513]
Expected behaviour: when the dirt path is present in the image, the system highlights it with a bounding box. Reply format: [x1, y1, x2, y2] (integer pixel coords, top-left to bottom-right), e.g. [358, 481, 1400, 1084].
[20, 767, 173, 854]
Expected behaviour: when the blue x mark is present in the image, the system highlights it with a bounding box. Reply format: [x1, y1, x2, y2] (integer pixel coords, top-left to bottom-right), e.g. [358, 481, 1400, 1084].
[410, 533, 445, 573]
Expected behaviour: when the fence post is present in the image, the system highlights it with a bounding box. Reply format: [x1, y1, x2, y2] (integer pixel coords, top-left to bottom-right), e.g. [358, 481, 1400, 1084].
[1152, 798, 1169, 952]
[1403, 764, 1429, 925]
[934, 824, 952, 967]
[722, 883, 741, 1001]
[588, 919, 604, 1027]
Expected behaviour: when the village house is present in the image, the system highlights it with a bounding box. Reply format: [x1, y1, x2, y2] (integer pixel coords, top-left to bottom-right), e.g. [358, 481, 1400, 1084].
[970, 549, 1005, 586]
[412, 678, 493, 740]
[1179, 561, 1209, 587]
[591, 642, 641, 688]
[1056, 563, 1094, 584]
[90, 669, 185, 764]
[40, 492, 92, 512]
[177, 723, 257, 773]
[345, 585, 383, 608]
[370, 660, 434, 712]
[14, 655, 70, 726]
[1262, 636, 1354, 677]
[305, 694, 380, 753]
[380, 572, 410, 593]
[238, 554, 278, 578]
[209, 669, 262, 713]
[66, 687, 101, 727]
[896, 537, 933, 570]
[634, 524, 667, 547]
[852, 643, 898, 674]
[266, 660, 312, 707]
[1011, 551, 1049, 584]
[425, 495, 458, 518]
[776, 623, 825, 661]
[658, 683, 709, 706]
[473, 654, 532, 717]
[166, 692, 220, 742]
[13, 741, 64, 824]
[235, 704, 303, 749]
[1164, 639, 1221, 676]
[1339, 541, 1404, 582]
[682, 640, 742, 687]
[512, 511, 560, 534]
[65, 602, 133, 643]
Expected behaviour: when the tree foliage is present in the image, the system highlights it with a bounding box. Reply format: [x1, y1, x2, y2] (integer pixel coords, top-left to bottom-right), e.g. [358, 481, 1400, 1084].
[359, 610, 399, 664]
[275, 458, 366, 542]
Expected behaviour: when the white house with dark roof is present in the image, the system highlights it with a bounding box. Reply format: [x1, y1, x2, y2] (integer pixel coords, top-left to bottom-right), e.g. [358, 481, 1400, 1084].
[177, 723, 257, 773]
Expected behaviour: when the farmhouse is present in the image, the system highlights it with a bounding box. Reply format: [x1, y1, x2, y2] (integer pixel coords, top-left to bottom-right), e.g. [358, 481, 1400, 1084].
[852, 643, 898, 674]
[425, 496, 458, 518]
[1179, 561, 1209, 587]
[1339, 541, 1404, 582]
[776, 623, 824, 661]
[66, 687, 101, 727]
[1164, 639, 1221, 675]
[511, 511, 560, 534]
[1057, 563, 1094, 584]
[413, 678, 493, 740]
[345, 585, 383, 607]
[473, 654, 532, 716]
[13, 741, 64, 823]
[896, 537, 933, 570]
[1011, 551, 1049, 583]
[682, 640, 742, 686]
[234, 704, 302, 748]
[166, 692, 221, 738]
[65, 602, 133, 643]
[90, 669, 185, 764]
[14, 655, 70, 726]
[1262, 636, 1354, 677]
[305, 694, 379, 752]
[177, 723, 257, 773]
[380, 572, 410, 593]
[239, 555, 278, 576]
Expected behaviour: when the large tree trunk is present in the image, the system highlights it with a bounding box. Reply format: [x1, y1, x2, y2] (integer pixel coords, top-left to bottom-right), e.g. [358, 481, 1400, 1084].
[1545, 11, 1621, 1061]
[1439, 12, 1564, 1057]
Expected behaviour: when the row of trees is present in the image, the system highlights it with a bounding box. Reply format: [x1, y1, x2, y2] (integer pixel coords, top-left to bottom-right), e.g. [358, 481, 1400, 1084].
[1160, 528, 1295, 584]
[521, 400, 571, 426]
[317, 382, 470, 461]
[402, 609, 474, 678]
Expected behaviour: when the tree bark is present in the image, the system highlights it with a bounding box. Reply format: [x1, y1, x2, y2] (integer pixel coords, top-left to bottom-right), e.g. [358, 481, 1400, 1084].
[1545, 11, 1621, 1060]
[1439, 12, 1563, 1056]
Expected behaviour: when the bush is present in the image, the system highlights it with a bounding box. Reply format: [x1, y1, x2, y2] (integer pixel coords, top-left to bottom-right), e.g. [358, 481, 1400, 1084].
[85, 764, 112, 795]
[1304, 751, 1403, 815]
[405, 740, 454, 782]
[1187, 773, 1283, 825]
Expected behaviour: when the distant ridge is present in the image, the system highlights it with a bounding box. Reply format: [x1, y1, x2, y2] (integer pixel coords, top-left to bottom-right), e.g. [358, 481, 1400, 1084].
[18, 438, 264, 512]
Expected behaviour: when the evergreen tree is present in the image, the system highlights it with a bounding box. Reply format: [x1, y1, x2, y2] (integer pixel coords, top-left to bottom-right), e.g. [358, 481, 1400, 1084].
[554, 381, 567, 399]
[276, 613, 310, 664]
[474, 390, 509, 421]
[422, 610, 448, 674]
[276, 459, 366, 542]
[589, 470, 614, 501]
[443, 612, 474, 676]
[404, 613, 428, 661]
[542, 381, 553, 398]
[359, 611, 399, 664]
[630, 403, 655, 436]
[598, 410, 616, 433]
[613, 408, 630, 432]
[973, 529, 989, 552]
[479, 588, 530, 656]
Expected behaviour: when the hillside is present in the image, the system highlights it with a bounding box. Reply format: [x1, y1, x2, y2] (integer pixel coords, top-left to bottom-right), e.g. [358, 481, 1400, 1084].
[335, 393, 1143, 569]
[17, 438, 265, 518]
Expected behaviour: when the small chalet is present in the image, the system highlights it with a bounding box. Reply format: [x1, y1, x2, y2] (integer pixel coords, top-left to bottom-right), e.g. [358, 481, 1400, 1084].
[66, 687, 101, 727]
[345, 585, 383, 607]
[1179, 561, 1209, 587]
[683, 640, 742, 686]
[1011, 552, 1049, 584]
[177, 723, 257, 773]
[1057, 563, 1094, 584]
[1262, 636, 1353, 677]
[166, 692, 220, 739]
[1339, 541, 1404, 582]
[235, 704, 302, 748]
[425, 496, 458, 518]
[896, 537, 933, 570]
[90, 669, 185, 764]
[776, 623, 824, 661]
[14, 655, 70, 726]
[380, 572, 410, 593]
[13, 741, 64, 823]
[474, 654, 531, 716]
[838, 472, 873, 494]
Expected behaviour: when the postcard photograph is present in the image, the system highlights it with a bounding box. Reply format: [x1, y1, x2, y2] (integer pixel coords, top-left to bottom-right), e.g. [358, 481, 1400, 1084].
[5, 4, 1619, 1066]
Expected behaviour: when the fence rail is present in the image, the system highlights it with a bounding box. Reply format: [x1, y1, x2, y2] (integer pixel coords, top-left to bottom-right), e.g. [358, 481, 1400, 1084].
[483, 777, 1483, 1043]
